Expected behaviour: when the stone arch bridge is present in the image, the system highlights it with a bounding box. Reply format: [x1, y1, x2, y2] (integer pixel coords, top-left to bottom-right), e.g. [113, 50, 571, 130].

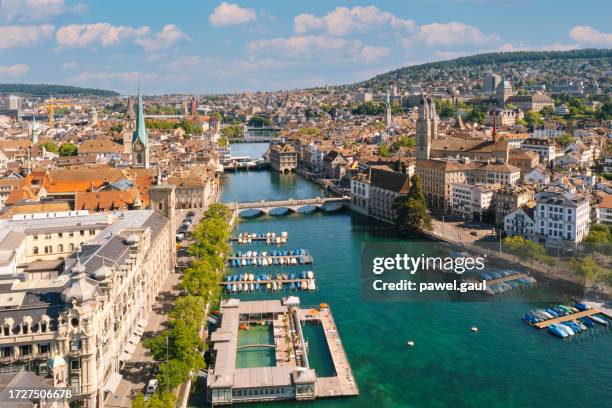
[225, 196, 350, 217]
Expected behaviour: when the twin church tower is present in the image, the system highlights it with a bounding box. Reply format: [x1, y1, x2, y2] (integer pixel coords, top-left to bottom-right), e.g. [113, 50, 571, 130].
[415, 95, 439, 162]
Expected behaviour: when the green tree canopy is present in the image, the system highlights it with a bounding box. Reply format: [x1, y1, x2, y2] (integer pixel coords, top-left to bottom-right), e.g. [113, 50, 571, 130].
[58, 143, 78, 156]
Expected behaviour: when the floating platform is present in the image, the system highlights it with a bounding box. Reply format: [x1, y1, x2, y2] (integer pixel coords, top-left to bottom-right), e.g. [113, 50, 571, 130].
[299, 307, 359, 398]
[533, 308, 603, 329]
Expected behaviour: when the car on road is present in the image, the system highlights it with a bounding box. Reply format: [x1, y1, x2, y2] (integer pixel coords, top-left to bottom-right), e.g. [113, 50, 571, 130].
[146, 379, 158, 395]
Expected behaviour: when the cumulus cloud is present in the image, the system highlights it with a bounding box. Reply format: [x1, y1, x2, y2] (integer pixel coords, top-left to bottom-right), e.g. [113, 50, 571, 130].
[294, 6, 415, 36]
[569, 25, 612, 46]
[356, 46, 391, 63]
[56, 23, 149, 47]
[0, 63, 30, 77]
[209, 2, 256, 27]
[402, 22, 500, 47]
[55, 23, 189, 51]
[0, 0, 86, 22]
[134, 24, 190, 52]
[0, 24, 54, 49]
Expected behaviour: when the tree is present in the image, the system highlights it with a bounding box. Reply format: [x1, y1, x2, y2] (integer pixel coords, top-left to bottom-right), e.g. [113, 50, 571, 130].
[502, 236, 551, 265]
[436, 99, 457, 118]
[524, 111, 543, 128]
[540, 105, 554, 118]
[556, 134, 574, 148]
[40, 141, 58, 153]
[378, 144, 391, 157]
[570, 257, 602, 287]
[394, 174, 432, 232]
[220, 125, 244, 139]
[247, 115, 272, 127]
[58, 143, 78, 156]
[110, 123, 124, 132]
[392, 136, 416, 149]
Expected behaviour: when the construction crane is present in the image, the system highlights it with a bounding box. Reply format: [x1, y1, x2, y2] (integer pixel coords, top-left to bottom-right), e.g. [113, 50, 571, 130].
[39, 97, 78, 128]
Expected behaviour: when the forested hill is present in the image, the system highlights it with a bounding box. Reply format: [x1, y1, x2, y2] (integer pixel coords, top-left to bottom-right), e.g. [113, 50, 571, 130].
[359, 48, 612, 87]
[0, 83, 119, 97]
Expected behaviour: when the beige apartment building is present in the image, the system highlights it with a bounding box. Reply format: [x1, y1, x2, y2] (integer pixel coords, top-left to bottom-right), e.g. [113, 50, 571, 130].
[270, 144, 298, 173]
[0, 187, 176, 408]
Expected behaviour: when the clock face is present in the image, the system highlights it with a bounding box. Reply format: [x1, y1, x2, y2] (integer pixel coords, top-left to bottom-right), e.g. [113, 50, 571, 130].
[125, 121, 134, 130]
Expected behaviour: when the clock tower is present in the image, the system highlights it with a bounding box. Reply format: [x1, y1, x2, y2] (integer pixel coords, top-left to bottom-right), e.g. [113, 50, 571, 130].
[131, 86, 149, 168]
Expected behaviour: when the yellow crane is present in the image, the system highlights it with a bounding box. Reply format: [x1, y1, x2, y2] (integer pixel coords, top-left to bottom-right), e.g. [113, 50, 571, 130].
[39, 97, 78, 128]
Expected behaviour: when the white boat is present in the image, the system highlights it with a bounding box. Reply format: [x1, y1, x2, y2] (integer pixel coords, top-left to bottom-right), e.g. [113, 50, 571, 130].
[268, 257, 273, 264]
[272, 282, 278, 291]
[232, 284, 237, 293]
[306, 271, 314, 279]
[290, 258, 297, 265]
[279, 258, 285, 265]
[301, 281, 307, 290]
[262, 258, 268, 266]
[308, 280, 316, 291]
[249, 273, 254, 281]
[241, 259, 246, 266]
[281, 231, 288, 237]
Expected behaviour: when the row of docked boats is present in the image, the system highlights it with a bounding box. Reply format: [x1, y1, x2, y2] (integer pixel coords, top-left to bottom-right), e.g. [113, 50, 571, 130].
[522, 302, 610, 338]
[232, 249, 307, 257]
[481, 271, 537, 295]
[224, 272, 316, 293]
[231, 231, 288, 245]
[228, 249, 310, 268]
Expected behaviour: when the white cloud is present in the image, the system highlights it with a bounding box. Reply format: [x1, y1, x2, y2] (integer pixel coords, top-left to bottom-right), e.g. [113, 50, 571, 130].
[209, 2, 256, 27]
[357, 46, 391, 63]
[1, 0, 86, 22]
[0, 64, 30, 77]
[248, 35, 354, 58]
[0, 24, 54, 49]
[163, 56, 203, 71]
[134, 24, 190, 52]
[62, 61, 77, 69]
[569, 26, 612, 46]
[56, 23, 149, 47]
[403, 22, 500, 47]
[55, 23, 188, 51]
[294, 6, 415, 36]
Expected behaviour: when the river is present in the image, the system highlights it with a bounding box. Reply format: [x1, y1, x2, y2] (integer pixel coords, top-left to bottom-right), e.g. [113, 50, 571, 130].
[192, 143, 611, 408]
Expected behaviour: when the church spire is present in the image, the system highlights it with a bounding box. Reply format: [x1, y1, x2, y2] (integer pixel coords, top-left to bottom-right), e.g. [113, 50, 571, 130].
[31, 115, 38, 145]
[132, 83, 148, 147]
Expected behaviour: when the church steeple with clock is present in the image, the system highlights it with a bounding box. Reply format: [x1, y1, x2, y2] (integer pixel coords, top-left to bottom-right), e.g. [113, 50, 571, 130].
[131, 85, 149, 168]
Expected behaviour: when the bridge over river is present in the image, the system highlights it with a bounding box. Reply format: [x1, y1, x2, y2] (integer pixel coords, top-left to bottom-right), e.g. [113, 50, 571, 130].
[225, 197, 350, 216]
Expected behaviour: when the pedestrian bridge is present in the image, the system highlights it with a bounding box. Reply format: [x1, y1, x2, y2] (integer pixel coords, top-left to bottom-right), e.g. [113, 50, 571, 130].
[225, 197, 349, 217]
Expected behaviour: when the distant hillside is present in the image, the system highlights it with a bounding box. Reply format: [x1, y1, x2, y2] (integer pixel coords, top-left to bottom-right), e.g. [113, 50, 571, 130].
[359, 48, 612, 88]
[0, 83, 119, 97]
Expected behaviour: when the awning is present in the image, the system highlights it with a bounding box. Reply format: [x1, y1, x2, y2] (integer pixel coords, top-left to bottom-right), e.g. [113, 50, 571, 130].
[134, 326, 145, 336]
[129, 334, 141, 345]
[104, 372, 123, 393]
[124, 342, 137, 355]
[137, 319, 147, 328]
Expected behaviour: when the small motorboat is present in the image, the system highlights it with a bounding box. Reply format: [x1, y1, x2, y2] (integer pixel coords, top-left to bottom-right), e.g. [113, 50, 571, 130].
[548, 324, 568, 338]
[589, 315, 609, 326]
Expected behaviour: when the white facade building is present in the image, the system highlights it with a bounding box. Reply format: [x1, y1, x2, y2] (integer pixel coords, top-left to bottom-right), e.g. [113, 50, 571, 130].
[534, 191, 590, 249]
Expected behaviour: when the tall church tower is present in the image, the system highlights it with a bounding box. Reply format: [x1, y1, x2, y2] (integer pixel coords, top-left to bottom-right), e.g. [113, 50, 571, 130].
[384, 88, 392, 128]
[416, 96, 432, 161]
[131, 86, 149, 168]
[31, 116, 38, 145]
[122, 96, 135, 154]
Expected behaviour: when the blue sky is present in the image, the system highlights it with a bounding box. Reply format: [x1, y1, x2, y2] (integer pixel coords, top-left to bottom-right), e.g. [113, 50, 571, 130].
[0, 0, 610, 94]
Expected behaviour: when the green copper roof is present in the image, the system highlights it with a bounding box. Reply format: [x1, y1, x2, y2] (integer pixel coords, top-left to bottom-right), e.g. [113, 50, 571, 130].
[132, 85, 148, 147]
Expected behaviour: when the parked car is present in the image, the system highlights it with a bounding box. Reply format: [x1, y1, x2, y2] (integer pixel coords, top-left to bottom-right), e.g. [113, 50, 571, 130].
[146, 379, 158, 395]
[187, 211, 195, 217]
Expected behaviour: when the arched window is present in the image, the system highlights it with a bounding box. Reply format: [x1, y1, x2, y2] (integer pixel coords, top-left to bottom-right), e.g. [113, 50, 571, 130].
[33, 247, 39, 255]
[69, 243, 75, 251]
[58, 244, 64, 252]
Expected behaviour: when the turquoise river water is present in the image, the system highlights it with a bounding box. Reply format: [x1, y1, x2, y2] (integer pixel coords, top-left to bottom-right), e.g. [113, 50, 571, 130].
[192, 143, 611, 408]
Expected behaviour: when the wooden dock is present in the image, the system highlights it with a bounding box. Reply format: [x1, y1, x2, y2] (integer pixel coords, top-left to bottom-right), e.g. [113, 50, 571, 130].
[486, 273, 529, 286]
[533, 308, 602, 329]
[302, 308, 359, 398]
